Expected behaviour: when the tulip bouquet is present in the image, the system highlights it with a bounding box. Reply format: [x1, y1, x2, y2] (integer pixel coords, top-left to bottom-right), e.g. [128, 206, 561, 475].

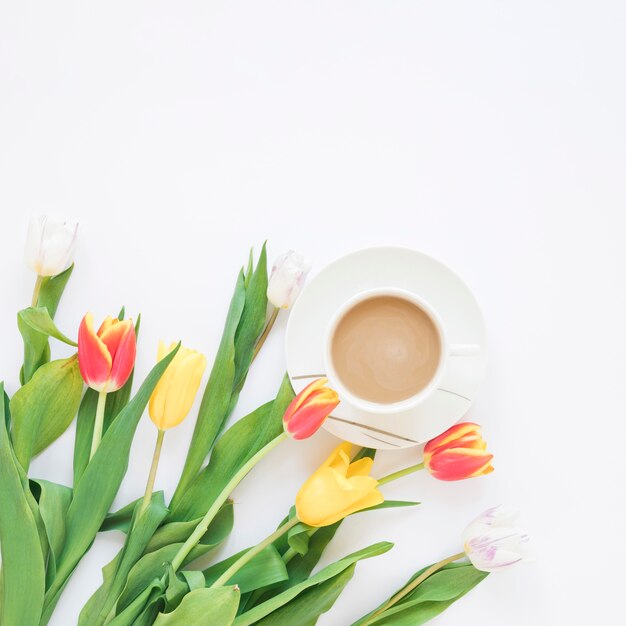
[0, 217, 531, 626]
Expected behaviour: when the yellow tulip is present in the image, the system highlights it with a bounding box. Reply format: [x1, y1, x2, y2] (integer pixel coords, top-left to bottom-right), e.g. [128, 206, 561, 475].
[296, 442, 384, 527]
[148, 341, 207, 431]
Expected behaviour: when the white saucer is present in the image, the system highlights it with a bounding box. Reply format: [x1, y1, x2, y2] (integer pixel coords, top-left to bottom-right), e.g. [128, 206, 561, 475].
[285, 247, 487, 449]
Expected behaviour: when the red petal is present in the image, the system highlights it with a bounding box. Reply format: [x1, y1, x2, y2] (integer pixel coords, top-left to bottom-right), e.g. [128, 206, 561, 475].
[78, 313, 112, 390]
[427, 448, 494, 481]
[424, 422, 481, 454]
[285, 389, 339, 440]
[283, 378, 329, 424]
[99, 319, 132, 361]
[107, 321, 136, 392]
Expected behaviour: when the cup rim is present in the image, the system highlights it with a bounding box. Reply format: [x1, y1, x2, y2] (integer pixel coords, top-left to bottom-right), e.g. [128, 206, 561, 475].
[323, 287, 448, 415]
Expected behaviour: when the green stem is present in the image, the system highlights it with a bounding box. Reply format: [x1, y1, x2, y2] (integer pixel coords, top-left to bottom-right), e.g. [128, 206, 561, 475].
[31, 274, 44, 307]
[361, 551, 466, 625]
[139, 429, 165, 515]
[252, 307, 280, 361]
[376, 462, 424, 486]
[170, 432, 288, 572]
[212, 516, 299, 588]
[281, 546, 298, 565]
[89, 391, 108, 460]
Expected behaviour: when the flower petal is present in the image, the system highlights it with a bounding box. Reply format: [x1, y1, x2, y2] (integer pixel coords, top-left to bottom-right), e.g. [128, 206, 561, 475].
[424, 423, 481, 455]
[427, 448, 494, 481]
[78, 313, 112, 391]
[158, 349, 207, 430]
[106, 321, 136, 392]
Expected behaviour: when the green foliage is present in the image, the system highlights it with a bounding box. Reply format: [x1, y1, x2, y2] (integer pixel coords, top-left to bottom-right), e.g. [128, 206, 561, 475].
[170, 374, 293, 522]
[20, 264, 74, 384]
[202, 545, 289, 593]
[153, 587, 240, 626]
[40, 345, 180, 624]
[234, 542, 393, 626]
[0, 382, 46, 626]
[30, 479, 73, 587]
[254, 565, 356, 626]
[171, 245, 268, 508]
[114, 502, 234, 614]
[351, 562, 489, 625]
[11, 356, 83, 471]
[79, 493, 169, 626]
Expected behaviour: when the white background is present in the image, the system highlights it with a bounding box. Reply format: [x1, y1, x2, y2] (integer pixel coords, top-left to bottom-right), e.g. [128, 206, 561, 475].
[1, 1, 625, 625]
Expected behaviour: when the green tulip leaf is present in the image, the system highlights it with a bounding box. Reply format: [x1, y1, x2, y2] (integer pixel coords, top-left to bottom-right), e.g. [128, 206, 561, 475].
[240, 450, 379, 613]
[11, 356, 83, 471]
[170, 271, 246, 505]
[0, 382, 46, 625]
[351, 562, 489, 626]
[154, 587, 240, 626]
[41, 345, 180, 623]
[19, 307, 77, 346]
[171, 246, 268, 507]
[362, 500, 421, 512]
[30, 479, 73, 586]
[79, 492, 169, 626]
[232, 242, 268, 394]
[37, 263, 74, 317]
[254, 564, 356, 626]
[171, 375, 294, 522]
[234, 542, 393, 626]
[20, 264, 74, 384]
[108, 580, 165, 626]
[202, 545, 289, 593]
[115, 502, 233, 614]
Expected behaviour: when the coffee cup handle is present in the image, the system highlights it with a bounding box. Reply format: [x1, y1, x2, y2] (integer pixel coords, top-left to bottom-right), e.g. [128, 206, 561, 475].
[449, 343, 481, 357]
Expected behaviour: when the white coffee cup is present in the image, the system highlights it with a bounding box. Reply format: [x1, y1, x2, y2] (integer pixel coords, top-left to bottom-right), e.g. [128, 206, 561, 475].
[324, 287, 480, 415]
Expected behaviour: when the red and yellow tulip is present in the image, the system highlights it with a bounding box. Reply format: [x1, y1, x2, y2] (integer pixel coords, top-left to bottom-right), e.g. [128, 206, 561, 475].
[283, 377, 339, 440]
[296, 442, 383, 527]
[78, 313, 136, 392]
[423, 422, 494, 481]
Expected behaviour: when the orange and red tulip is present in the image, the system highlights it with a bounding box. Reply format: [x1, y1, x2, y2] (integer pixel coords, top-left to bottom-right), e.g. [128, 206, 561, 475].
[78, 313, 136, 392]
[283, 377, 339, 440]
[423, 422, 494, 481]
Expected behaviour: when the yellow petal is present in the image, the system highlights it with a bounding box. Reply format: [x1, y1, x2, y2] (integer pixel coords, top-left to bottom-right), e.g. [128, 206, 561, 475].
[326, 442, 352, 472]
[346, 457, 374, 478]
[341, 488, 385, 517]
[160, 351, 206, 429]
[148, 341, 193, 430]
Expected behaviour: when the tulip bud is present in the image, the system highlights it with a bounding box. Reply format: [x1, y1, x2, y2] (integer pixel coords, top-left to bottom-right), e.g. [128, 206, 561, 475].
[78, 313, 136, 392]
[24, 215, 78, 277]
[296, 442, 384, 527]
[267, 250, 311, 309]
[283, 377, 339, 440]
[463, 506, 533, 572]
[423, 422, 494, 481]
[149, 342, 207, 431]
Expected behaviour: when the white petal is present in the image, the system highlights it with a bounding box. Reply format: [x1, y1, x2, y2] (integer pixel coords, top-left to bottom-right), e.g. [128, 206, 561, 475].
[24, 215, 78, 276]
[267, 250, 312, 308]
[468, 548, 527, 572]
[463, 505, 532, 573]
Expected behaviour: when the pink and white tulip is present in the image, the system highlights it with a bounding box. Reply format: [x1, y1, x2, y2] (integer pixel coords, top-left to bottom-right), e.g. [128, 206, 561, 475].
[463, 506, 532, 572]
[267, 250, 311, 309]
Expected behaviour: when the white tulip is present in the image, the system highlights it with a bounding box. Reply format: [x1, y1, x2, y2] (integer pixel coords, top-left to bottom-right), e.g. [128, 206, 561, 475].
[463, 506, 533, 572]
[24, 215, 78, 276]
[267, 250, 311, 309]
